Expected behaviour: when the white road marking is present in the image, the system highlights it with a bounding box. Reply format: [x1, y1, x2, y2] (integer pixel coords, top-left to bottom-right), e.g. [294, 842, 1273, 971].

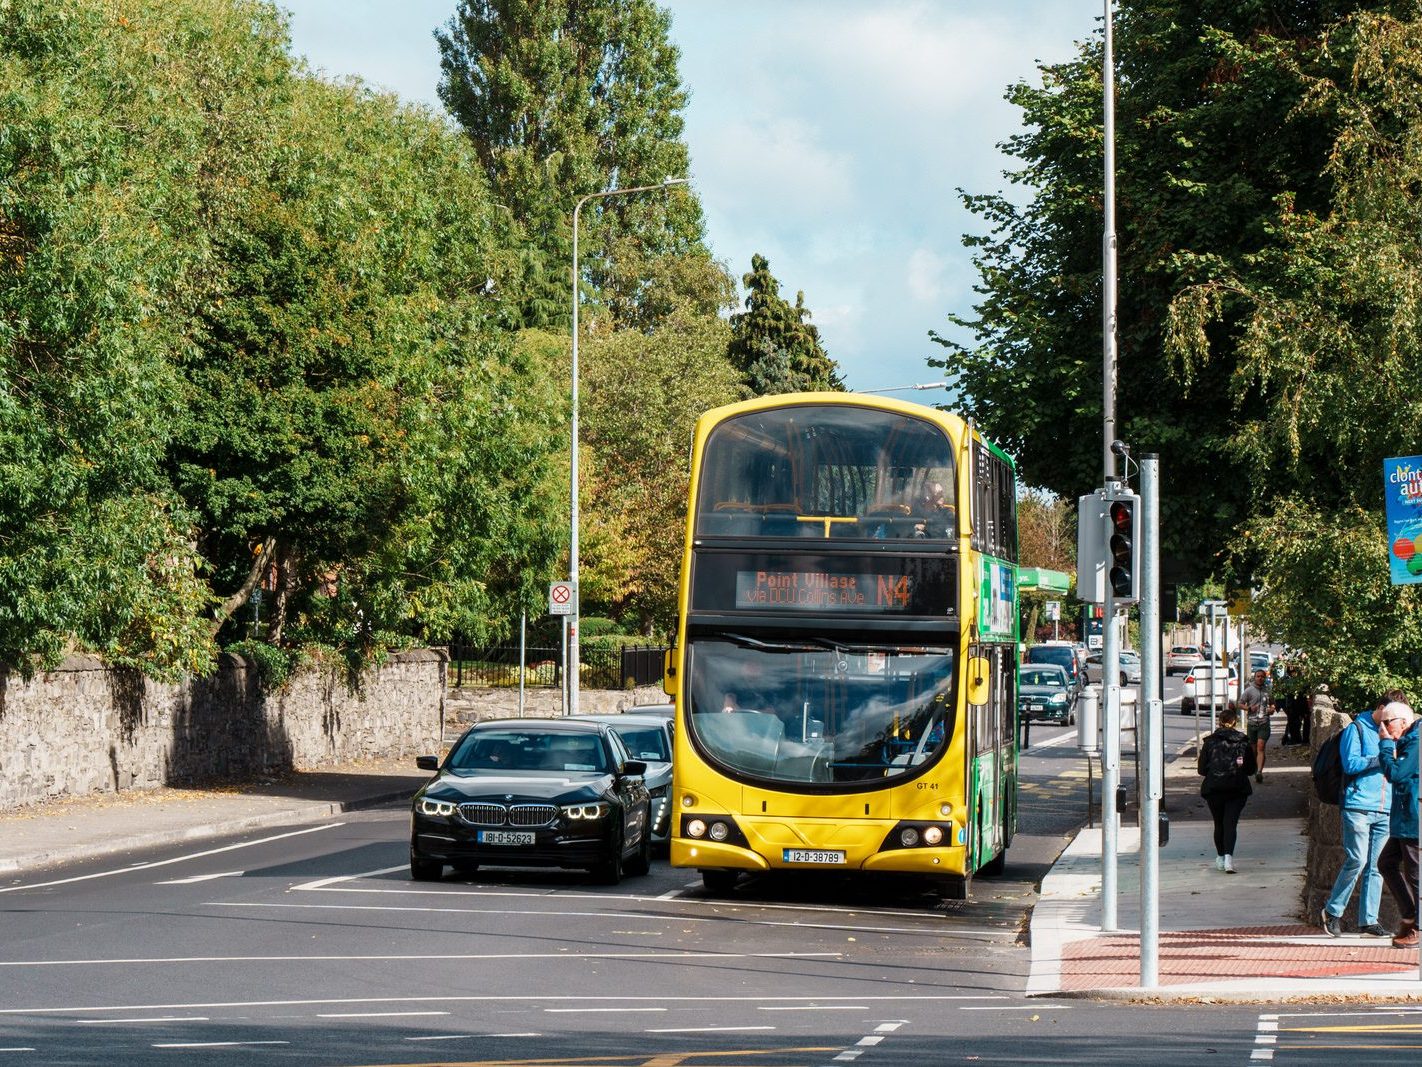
[758, 1006, 868, 1012]
[856, 1035, 883, 1046]
[152, 1041, 289, 1049]
[77, 1017, 209, 1025]
[0, 950, 841, 968]
[407, 1033, 543, 1041]
[833, 1052, 861, 1062]
[295, 868, 953, 922]
[154, 871, 244, 885]
[646, 1026, 775, 1034]
[0, 824, 342, 895]
[0, 1050, 36, 1053]
[212, 899, 958, 937]
[317, 1011, 449, 1019]
[544, 1007, 666, 1013]
[875, 1022, 904, 1032]
[0, 994, 1005, 1016]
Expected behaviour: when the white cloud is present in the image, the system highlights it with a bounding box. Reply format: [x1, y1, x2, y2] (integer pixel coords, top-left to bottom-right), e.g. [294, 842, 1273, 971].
[906, 248, 948, 303]
[694, 117, 854, 216]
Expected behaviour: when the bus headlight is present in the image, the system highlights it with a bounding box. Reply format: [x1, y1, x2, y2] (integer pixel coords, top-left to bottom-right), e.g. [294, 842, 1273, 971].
[681, 793, 696, 807]
[900, 827, 921, 847]
[686, 818, 707, 838]
[708, 821, 730, 842]
[939, 802, 953, 818]
[923, 825, 944, 846]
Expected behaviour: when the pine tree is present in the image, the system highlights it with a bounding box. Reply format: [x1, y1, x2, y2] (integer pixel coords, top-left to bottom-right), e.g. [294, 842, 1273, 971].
[727, 254, 842, 396]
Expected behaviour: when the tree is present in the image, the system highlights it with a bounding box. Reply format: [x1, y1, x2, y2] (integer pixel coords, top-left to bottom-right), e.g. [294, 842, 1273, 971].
[436, 0, 716, 330]
[576, 312, 739, 631]
[0, 0, 569, 678]
[934, 1, 1353, 582]
[727, 254, 843, 396]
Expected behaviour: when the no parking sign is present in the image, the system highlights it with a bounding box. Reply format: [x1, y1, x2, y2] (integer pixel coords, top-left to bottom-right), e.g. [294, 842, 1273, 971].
[548, 581, 577, 615]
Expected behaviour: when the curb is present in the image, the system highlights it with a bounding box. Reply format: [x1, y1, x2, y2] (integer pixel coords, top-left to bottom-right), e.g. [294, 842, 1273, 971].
[0, 787, 419, 878]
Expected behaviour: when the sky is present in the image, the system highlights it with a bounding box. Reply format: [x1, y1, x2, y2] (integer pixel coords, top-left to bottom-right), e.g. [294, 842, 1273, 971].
[280, 1, 1102, 392]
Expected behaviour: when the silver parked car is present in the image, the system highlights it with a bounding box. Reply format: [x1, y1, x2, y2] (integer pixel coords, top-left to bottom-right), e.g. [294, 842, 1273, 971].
[575, 712, 674, 847]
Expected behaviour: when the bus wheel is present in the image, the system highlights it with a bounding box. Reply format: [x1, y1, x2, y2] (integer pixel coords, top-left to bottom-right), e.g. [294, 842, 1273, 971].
[701, 869, 739, 893]
[938, 875, 969, 900]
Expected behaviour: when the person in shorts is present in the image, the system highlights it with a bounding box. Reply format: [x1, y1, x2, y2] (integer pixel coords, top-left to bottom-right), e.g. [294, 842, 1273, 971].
[1241, 668, 1272, 783]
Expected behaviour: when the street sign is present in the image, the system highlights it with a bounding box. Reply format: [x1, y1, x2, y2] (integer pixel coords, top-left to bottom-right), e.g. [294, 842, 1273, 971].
[548, 581, 576, 616]
[1044, 601, 1061, 621]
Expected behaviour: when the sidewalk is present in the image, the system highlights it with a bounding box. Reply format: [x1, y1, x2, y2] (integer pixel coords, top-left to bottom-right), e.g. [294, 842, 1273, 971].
[1028, 729, 1422, 1001]
[0, 755, 430, 877]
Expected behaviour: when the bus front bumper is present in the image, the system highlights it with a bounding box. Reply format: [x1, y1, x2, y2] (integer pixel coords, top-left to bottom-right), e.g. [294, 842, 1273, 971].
[673, 819, 968, 877]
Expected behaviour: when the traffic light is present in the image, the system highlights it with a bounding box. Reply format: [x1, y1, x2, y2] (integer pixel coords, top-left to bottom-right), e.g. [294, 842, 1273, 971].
[1105, 493, 1140, 602]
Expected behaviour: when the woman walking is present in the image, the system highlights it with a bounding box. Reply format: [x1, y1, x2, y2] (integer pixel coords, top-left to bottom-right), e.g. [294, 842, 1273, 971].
[1198, 703, 1257, 873]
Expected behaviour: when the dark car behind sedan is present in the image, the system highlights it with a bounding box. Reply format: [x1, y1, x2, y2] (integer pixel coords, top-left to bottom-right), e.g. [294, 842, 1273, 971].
[1018, 664, 1076, 724]
[409, 718, 651, 885]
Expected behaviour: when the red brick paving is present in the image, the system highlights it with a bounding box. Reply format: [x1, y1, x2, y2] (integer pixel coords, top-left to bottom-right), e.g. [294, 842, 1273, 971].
[1059, 924, 1421, 989]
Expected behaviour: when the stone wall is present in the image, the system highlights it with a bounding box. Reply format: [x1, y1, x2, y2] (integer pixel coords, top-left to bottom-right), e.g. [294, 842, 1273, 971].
[445, 685, 669, 729]
[0, 651, 445, 810]
[1301, 695, 1401, 930]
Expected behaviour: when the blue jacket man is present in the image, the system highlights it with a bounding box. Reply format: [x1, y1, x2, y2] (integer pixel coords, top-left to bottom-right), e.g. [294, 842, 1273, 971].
[1321, 705, 1392, 936]
[1377, 701, 1420, 948]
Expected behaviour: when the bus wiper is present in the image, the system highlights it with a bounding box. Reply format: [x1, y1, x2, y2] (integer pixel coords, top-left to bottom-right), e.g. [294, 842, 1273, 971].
[718, 632, 814, 653]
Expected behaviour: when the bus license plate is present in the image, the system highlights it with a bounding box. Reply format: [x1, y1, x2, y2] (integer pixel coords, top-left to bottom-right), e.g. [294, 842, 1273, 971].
[478, 830, 534, 846]
[783, 848, 846, 865]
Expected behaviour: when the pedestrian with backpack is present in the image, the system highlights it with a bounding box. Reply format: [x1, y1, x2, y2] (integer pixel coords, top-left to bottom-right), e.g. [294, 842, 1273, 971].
[1377, 700, 1420, 949]
[1319, 691, 1400, 938]
[1198, 703, 1257, 873]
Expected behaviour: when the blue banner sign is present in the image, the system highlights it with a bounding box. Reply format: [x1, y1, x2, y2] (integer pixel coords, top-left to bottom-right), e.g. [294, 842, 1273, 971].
[1384, 455, 1422, 585]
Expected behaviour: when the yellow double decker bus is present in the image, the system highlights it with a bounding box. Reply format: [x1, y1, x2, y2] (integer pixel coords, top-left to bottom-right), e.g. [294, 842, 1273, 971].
[665, 393, 1019, 899]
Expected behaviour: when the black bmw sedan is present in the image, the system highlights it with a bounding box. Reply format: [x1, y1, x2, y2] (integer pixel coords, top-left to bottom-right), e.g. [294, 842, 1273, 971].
[409, 718, 652, 885]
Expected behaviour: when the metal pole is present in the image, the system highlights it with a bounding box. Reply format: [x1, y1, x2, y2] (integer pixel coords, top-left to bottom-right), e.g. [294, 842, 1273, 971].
[568, 178, 686, 718]
[518, 609, 527, 719]
[1140, 455, 1162, 987]
[1102, 0, 1119, 485]
[1102, 596, 1121, 932]
[561, 616, 569, 717]
[1099, 0, 1122, 936]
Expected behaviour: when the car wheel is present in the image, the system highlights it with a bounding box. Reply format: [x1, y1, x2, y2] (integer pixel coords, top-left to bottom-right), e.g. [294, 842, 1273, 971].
[625, 825, 652, 878]
[409, 851, 443, 882]
[701, 869, 739, 893]
[594, 831, 625, 886]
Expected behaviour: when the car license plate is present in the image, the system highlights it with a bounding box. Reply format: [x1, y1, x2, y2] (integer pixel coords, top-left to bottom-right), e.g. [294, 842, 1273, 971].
[782, 848, 846, 865]
[1028, 703, 1043, 711]
[478, 830, 534, 846]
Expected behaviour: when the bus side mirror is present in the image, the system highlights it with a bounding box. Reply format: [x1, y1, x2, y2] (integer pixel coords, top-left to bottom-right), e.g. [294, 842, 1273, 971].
[966, 656, 991, 705]
[662, 647, 679, 697]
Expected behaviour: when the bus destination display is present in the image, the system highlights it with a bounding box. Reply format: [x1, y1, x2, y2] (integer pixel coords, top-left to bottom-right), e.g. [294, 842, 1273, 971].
[691, 551, 955, 617]
[736, 569, 911, 612]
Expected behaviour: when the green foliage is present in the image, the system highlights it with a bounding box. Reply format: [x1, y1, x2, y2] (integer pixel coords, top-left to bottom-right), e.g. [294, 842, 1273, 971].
[225, 639, 299, 691]
[436, 0, 714, 330]
[0, 0, 567, 679]
[727, 254, 843, 396]
[579, 310, 740, 630]
[579, 616, 626, 639]
[935, 1, 1351, 580]
[1243, 502, 1422, 708]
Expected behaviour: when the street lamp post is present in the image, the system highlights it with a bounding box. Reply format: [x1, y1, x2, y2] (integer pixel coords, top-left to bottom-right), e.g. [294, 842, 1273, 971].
[859, 382, 948, 395]
[568, 177, 687, 717]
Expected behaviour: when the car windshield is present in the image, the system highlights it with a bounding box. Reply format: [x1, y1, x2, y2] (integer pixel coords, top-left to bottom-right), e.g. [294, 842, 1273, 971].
[1020, 668, 1065, 688]
[610, 725, 670, 762]
[1028, 647, 1074, 672]
[686, 636, 955, 787]
[446, 729, 609, 774]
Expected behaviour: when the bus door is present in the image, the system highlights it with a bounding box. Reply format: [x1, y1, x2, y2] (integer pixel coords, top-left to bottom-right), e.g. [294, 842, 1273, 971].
[969, 644, 1013, 867]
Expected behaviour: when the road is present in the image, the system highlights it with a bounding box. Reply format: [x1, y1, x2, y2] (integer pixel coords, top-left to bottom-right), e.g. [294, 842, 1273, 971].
[1, 677, 1414, 1065]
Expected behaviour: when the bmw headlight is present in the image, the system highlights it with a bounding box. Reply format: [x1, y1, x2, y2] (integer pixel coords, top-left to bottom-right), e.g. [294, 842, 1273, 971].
[561, 802, 611, 821]
[417, 797, 456, 817]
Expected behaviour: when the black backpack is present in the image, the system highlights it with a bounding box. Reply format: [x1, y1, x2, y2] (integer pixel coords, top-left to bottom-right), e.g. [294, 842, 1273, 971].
[1311, 721, 1359, 805]
[1202, 733, 1245, 787]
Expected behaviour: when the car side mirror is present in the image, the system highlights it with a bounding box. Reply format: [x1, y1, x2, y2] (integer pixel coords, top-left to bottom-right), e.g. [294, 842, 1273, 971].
[416, 755, 439, 772]
[621, 760, 647, 778]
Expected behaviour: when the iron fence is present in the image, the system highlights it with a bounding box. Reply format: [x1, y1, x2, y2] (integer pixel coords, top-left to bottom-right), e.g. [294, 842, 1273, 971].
[448, 644, 666, 691]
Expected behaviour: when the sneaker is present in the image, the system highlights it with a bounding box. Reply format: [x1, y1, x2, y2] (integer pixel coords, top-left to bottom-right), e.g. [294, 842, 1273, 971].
[1223, 854, 1236, 874]
[1322, 909, 1342, 937]
[1359, 924, 1392, 938]
[1215, 856, 1226, 872]
[1394, 928, 1420, 948]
